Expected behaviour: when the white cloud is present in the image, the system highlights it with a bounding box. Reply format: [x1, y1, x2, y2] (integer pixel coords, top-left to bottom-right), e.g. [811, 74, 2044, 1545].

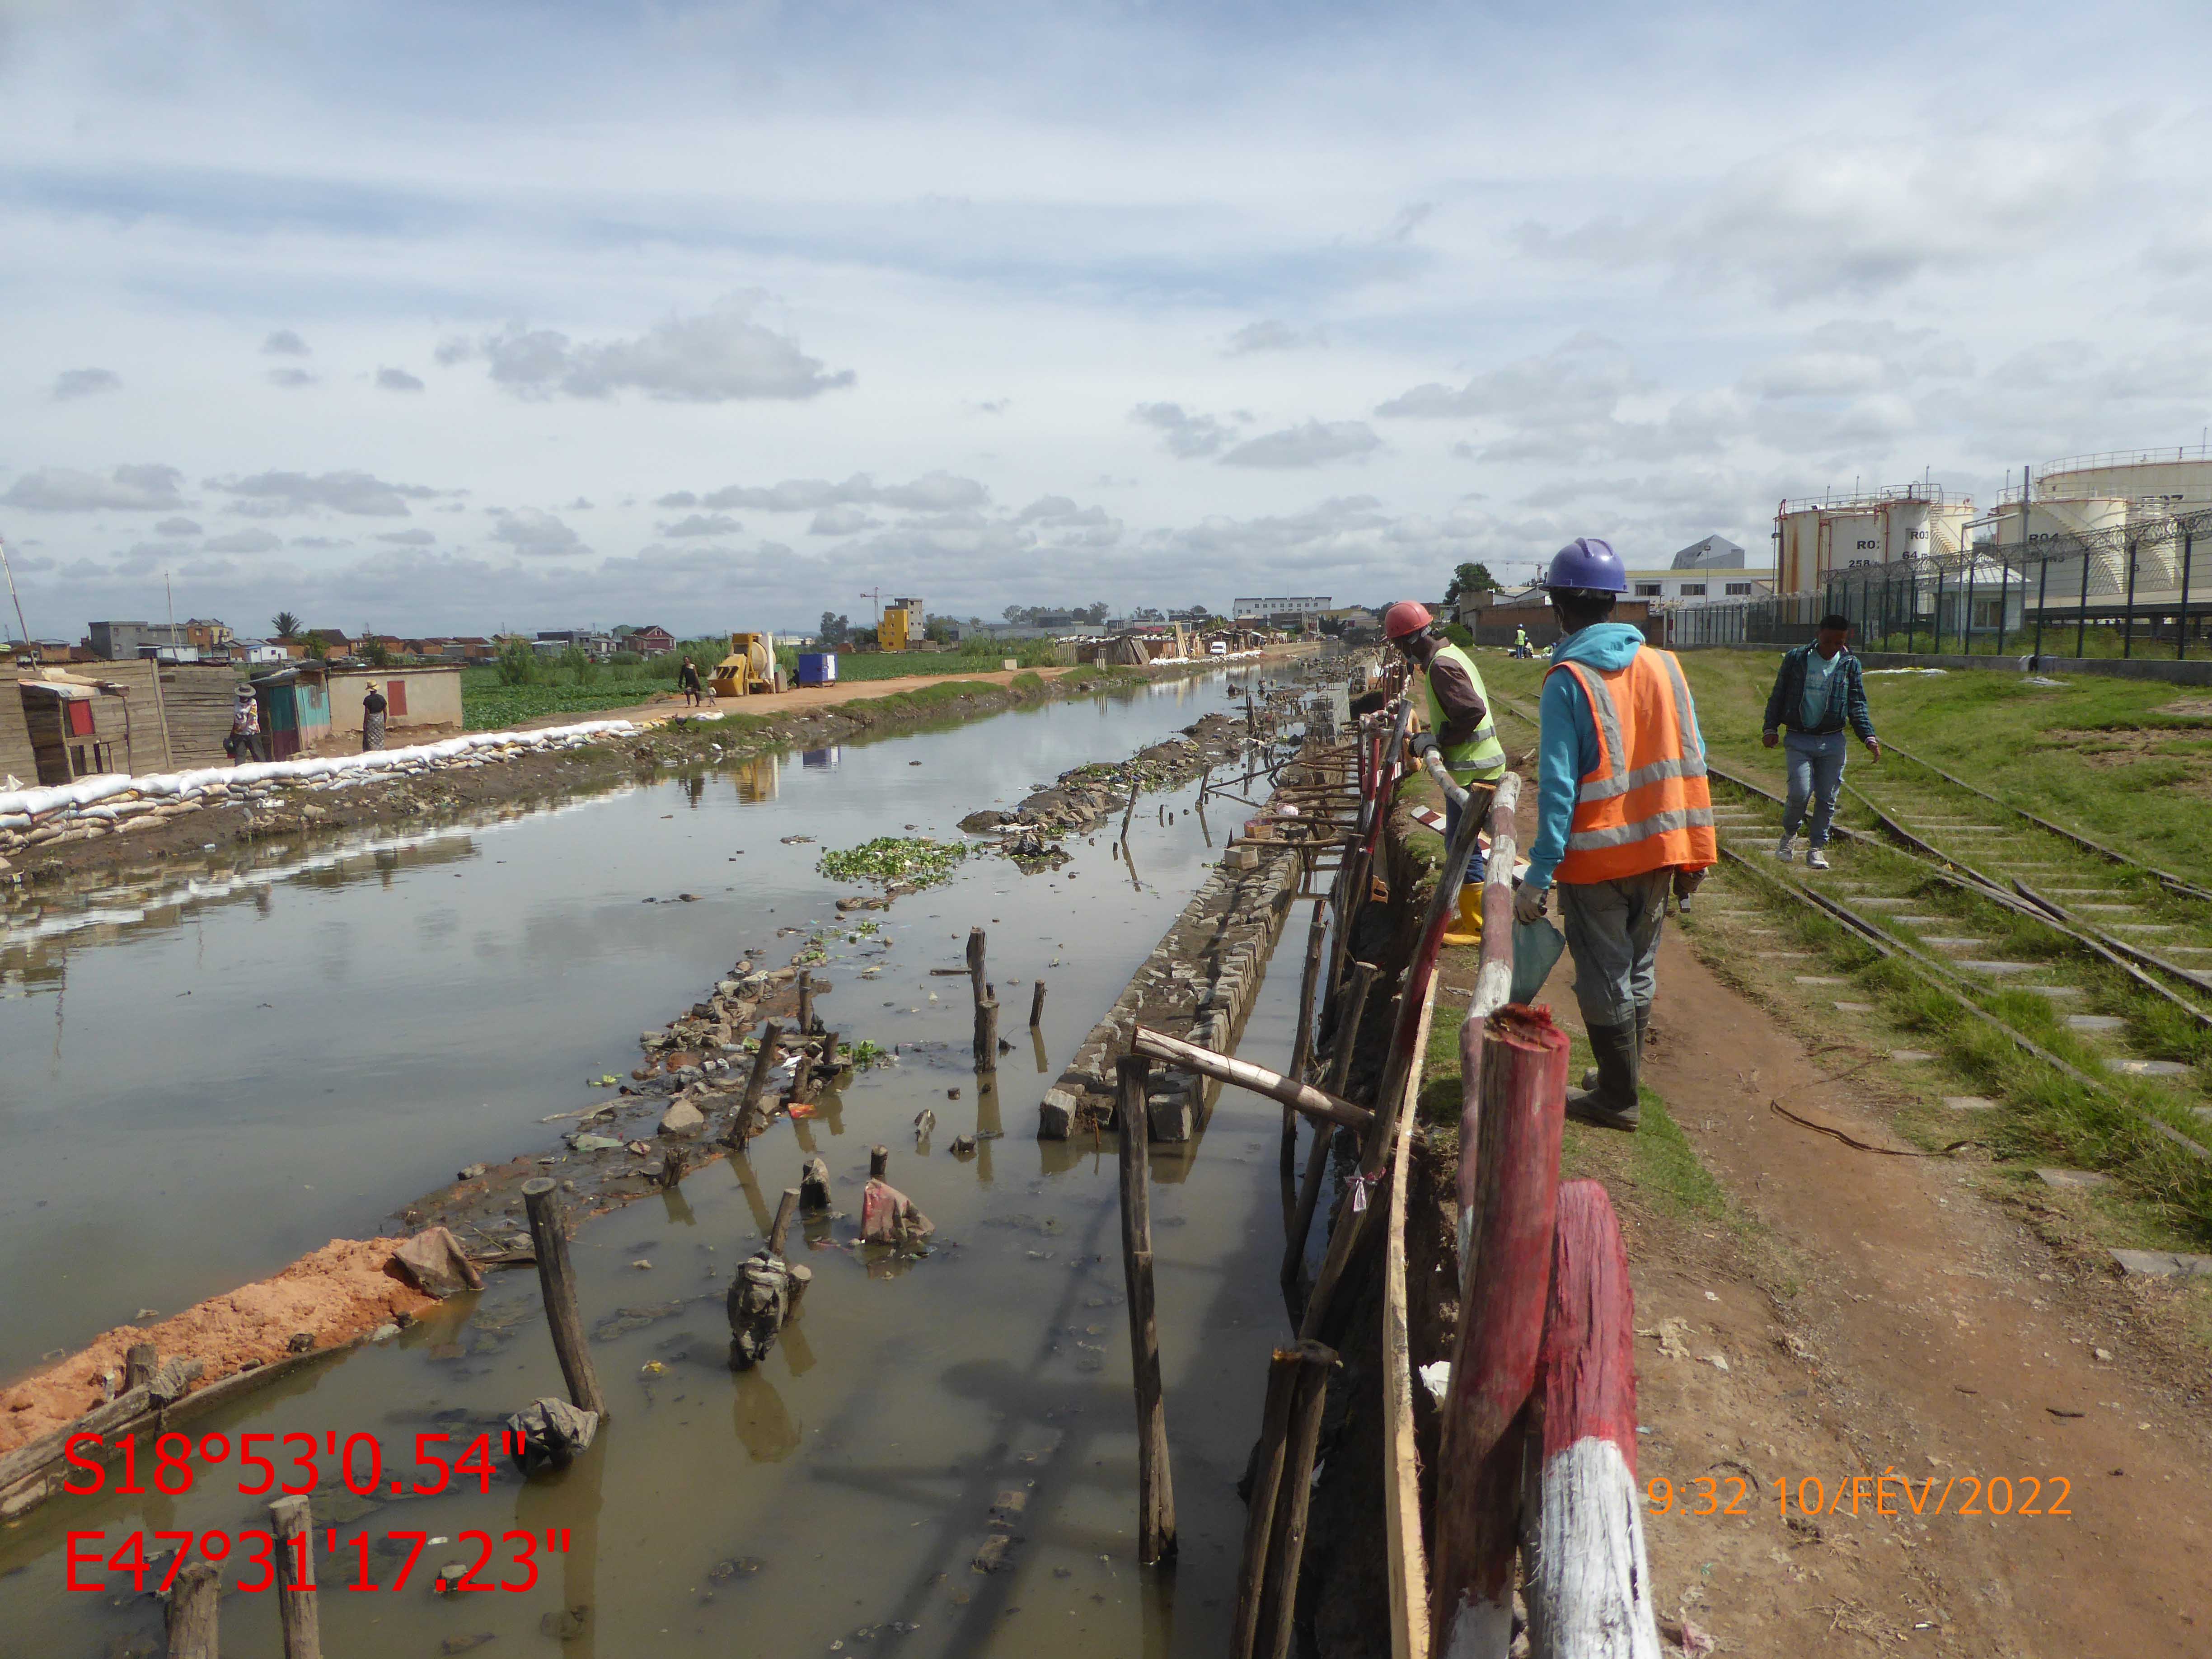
[206, 470, 442, 516]
[376, 366, 426, 392]
[262, 330, 310, 356]
[1224, 320, 1322, 355]
[659, 512, 742, 537]
[671, 472, 991, 513]
[267, 368, 318, 389]
[375, 528, 436, 545]
[807, 504, 878, 534]
[1130, 402, 1245, 459]
[202, 527, 283, 553]
[489, 506, 587, 556]
[1219, 420, 1381, 469]
[52, 367, 121, 401]
[452, 293, 855, 403]
[1, 464, 185, 511]
[154, 516, 202, 536]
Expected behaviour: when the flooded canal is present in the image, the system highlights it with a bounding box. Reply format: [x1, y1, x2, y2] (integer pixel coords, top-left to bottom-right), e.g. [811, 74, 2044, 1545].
[0, 668, 1321, 1656]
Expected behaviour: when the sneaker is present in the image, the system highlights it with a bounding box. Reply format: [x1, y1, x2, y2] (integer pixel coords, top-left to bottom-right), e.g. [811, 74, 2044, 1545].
[1806, 848, 1831, 871]
[1772, 834, 1796, 860]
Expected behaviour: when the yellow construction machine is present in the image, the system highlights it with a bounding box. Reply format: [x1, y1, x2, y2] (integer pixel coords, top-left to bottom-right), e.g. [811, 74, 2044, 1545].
[711, 632, 780, 698]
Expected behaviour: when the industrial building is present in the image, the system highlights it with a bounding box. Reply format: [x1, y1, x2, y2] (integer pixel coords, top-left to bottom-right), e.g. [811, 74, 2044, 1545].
[1232, 595, 1331, 623]
[1624, 534, 1772, 604]
[1773, 486, 1977, 594]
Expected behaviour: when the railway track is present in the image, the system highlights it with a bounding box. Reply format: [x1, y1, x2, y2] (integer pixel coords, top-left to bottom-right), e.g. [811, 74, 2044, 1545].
[1489, 693, 2212, 1165]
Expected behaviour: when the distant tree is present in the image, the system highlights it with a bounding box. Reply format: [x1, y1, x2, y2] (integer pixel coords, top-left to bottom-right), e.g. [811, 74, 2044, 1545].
[361, 634, 393, 668]
[1077, 601, 1110, 625]
[1443, 562, 1500, 603]
[494, 637, 538, 685]
[1002, 604, 1036, 624]
[923, 616, 960, 644]
[819, 611, 850, 647]
[271, 610, 301, 640]
[302, 630, 330, 660]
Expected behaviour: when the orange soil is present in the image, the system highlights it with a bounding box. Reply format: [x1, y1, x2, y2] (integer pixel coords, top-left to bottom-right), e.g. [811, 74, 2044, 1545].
[0, 1238, 436, 1456]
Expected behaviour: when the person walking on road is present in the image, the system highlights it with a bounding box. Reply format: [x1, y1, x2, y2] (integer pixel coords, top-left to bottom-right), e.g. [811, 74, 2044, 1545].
[1513, 538, 1716, 1132]
[1383, 600, 1509, 947]
[678, 654, 704, 707]
[361, 682, 388, 751]
[1762, 613, 1879, 872]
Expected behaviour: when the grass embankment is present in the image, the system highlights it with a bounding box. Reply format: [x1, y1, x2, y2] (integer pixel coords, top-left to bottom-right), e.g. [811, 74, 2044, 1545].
[1482, 647, 2212, 888]
[459, 637, 1069, 728]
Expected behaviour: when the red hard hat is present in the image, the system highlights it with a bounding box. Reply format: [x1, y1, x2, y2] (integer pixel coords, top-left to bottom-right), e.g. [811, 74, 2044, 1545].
[1382, 601, 1433, 640]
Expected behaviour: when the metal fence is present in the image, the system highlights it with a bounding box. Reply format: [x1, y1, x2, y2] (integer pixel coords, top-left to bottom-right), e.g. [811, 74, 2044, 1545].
[1659, 503, 2212, 660]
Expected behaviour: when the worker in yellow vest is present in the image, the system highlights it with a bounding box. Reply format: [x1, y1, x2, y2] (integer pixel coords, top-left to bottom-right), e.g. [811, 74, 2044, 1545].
[1383, 601, 1507, 946]
[1512, 539, 1716, 1131]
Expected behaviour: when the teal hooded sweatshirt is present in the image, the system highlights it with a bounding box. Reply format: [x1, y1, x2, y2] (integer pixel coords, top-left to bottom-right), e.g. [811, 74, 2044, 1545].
[1523, 623, 1702, 891]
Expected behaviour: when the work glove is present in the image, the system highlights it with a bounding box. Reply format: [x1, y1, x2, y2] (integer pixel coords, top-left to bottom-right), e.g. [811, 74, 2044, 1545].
[1514, 883, 1548, 926]
[1671, 866, 1708, 902]
[1407, 731, 1438, 760]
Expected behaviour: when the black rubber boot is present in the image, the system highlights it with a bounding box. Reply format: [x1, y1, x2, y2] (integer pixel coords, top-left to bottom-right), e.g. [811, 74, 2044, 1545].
[1566, 1020, 1641, 1132]
[1582, 1005, 1652, 1093]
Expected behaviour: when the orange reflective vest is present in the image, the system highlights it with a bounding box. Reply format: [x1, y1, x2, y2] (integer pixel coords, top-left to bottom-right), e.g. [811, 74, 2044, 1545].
[1547, 644, 1716, 884]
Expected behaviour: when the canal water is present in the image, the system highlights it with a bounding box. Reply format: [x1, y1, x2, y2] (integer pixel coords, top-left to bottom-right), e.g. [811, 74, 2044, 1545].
[0, 668, 1330, 1656]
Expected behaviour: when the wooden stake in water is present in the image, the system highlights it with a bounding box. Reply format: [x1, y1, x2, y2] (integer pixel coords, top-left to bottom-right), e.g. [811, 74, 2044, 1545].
[165, 1561, 220, 1659]
[1115, 1056, 1176, 1564]
[521, 1177, 609, 1418]
[269, 1494, 321, 1659]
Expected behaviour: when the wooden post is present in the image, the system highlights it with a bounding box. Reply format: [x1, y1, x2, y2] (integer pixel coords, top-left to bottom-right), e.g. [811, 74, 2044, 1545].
[520, 1177, 609, 1419]
[767, 1188, 801, 1259]
[816, 1030, 840, 1087]
[1232, 1346, 1309, 1658]
[1121, 777, 1141, 844]
[1428, 1006, 1569, 1657]
[1116, 1056, 1176, 1564]
[787, 1043, 814, 1106]
[1524, 1181, 1660, 1659]
[165, 1560, 220, 1659]
[1253, 1342, 1338, 1659]
[1130, 1026, 1372, 1130]
[1029, 978, 1048, 1029]
[1283, 900, 1328, 1236]
[976, 997, 999, 1072]
[125, 1342, 158, 1393]
[965, 927, 987, 1010]
[784, 1262, 813, 1320]
[726, 1021, 783, 1147]
[1282, 961, 1377, 1320]
[269, 1493, 321, 1659]
[796, 969, 815, 1036]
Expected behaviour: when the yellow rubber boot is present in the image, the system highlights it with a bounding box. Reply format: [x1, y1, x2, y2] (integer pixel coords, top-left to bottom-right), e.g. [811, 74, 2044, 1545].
[1440, 881, 1484, 947]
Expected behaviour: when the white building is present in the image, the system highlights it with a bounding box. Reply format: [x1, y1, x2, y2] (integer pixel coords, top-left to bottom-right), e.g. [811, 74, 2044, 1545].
[1623, 534, 1772, 604]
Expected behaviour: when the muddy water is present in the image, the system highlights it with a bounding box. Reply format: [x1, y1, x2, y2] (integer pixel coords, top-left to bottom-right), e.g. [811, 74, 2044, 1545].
[0, 667, 1328, 1656]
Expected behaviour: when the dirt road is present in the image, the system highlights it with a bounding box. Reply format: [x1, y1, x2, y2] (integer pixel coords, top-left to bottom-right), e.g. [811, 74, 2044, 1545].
[1523, 924, 2212, 1654]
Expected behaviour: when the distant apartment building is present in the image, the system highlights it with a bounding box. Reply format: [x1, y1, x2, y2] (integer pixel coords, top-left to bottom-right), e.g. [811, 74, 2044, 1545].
[86, 620, 192, 660]
[614, 624, 676, 656]
[1231, 595, 1330, 621]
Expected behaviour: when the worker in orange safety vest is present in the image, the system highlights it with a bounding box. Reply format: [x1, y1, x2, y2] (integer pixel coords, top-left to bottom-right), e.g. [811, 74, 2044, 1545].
[1513, 538, 1716, 1131]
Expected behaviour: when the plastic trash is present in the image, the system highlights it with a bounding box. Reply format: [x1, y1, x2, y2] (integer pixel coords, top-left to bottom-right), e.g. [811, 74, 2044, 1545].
[1511, 914, 1566, 1005]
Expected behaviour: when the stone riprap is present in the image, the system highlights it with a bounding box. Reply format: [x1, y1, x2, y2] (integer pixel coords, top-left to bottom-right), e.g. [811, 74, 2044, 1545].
[1037, 842, 1300, 1142]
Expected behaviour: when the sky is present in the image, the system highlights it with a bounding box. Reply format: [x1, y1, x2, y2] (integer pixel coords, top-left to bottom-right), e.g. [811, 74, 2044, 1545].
[3, 0, 2210, 640]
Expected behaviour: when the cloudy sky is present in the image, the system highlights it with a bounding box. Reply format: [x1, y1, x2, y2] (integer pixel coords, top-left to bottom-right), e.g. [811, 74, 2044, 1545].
[3, 1, 2209, 640]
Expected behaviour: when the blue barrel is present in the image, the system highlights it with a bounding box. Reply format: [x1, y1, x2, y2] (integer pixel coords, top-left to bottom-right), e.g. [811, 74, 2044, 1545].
[797, 651, 837, 686]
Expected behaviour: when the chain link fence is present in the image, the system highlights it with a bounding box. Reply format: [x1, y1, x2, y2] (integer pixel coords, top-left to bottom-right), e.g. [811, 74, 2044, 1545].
[1659, 503, 2212, 659]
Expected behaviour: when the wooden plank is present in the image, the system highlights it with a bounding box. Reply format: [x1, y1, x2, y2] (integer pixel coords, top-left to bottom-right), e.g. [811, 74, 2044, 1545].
[1382, 975, 1437, 1659]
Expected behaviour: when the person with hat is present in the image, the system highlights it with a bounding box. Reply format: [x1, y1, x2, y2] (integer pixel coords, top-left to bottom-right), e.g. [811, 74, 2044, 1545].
[1382, 599, 1507, 946]
[226, 683, 267, 764]
[1511, 538, 1716, 1131]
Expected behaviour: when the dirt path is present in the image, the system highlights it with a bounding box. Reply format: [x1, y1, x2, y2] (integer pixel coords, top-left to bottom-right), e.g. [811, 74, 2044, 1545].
[511, 663, 1093, 729]
[1527, 927, 2212, 1654]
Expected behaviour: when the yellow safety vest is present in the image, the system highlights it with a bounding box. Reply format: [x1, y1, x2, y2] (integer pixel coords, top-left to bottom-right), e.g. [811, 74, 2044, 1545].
[1423, 642, 1507, 784]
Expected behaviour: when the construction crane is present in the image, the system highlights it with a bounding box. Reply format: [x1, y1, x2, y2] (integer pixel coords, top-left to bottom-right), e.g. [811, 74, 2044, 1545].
[860, 588, 885, 627]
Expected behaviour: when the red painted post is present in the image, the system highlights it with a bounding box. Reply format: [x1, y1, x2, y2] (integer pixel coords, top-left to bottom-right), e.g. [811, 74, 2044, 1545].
[1429, 1003, 1568, 1656]
[1525, 1180, 1659, 1659]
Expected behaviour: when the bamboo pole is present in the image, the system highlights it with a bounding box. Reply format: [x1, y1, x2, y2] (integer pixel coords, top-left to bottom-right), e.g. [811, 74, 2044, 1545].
[1428, 1005, 1569, 1656]
[1131, 1026, 1372, 1131]
[1382, 978, 1438, 1659]
[520, 1177, 609, 1418]
[1232, 1346, 1310, 1658]
[768, 1187, 801, 1259]
[1029, 978, 1047, 1029]
[1283, 961, 1377, 1320]
[1283, 900, 1329, 1235]
[1254, 1341, 1338, 1659]
[1116, 1056, 1176, 1564]
[269, 1494, 321, 1659]
[165, 1561, 220, 1659]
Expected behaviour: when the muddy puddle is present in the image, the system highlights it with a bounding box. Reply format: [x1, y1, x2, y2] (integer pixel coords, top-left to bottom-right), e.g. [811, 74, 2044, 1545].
[0, 665, 1316, 1655]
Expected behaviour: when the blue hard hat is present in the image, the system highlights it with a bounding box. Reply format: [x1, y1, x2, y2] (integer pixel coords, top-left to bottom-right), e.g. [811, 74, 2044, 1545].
[1542, 537, 1626, 594]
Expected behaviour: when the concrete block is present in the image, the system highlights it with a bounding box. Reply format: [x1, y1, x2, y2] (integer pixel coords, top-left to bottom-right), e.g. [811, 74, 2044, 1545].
[1941, 1096, 1997, 1111]
[2035, 1167, 2109, 1191]
[1037, 1088, 1077, 1140]
[2111, 1249, 2212, 1279]
[1890, 1049, 1937, 1062]
[2104, 1058, 2192, 1078]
